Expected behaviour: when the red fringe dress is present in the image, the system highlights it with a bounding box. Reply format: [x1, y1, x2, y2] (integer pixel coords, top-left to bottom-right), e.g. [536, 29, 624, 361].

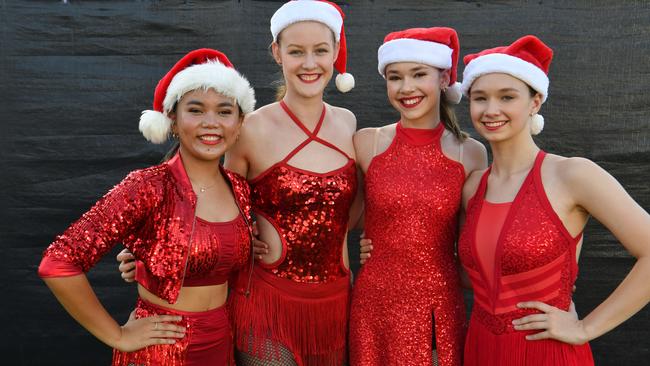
[458, 151, 594, 366]
[230, 101, 357, 366]
[349, 122, 467, 366]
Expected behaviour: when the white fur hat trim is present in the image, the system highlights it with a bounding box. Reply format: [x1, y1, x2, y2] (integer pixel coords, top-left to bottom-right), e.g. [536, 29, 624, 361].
[461, 53, 549, 102]
[271, 0, 342, 41]
[377, 38, 453, 77]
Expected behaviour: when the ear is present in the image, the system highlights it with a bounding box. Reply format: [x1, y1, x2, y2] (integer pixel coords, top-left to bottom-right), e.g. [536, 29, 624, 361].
[334, 40, 341, 61]
[168, 111, 178, 134]
[271, 42, 282, 65]
[439, 69, 451, 89]
[530, 93, 543, 115]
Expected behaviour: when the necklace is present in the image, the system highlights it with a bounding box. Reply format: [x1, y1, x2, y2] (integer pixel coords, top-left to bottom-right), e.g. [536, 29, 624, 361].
[189, 178, 219, 194]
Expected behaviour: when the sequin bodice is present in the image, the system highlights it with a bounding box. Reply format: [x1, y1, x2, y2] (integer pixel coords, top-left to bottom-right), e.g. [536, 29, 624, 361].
[363, 123, 465, 276]
[183, 214, 251, 286]
[250, 102, 357, 284]
[458, 151, 582, 335]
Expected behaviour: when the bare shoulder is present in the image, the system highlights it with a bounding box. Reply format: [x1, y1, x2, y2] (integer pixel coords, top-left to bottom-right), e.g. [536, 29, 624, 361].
[459, 136, 488, 174]
[544, 153, 603, 184]
[328, 104, 357, 134]
[462, 167, 487, 207]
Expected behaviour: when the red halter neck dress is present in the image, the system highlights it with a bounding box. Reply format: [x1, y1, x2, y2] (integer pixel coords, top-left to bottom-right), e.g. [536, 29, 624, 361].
[349, 122, 467, 366]
[458, 150, 594, 366]
[231, 101, 357, 366]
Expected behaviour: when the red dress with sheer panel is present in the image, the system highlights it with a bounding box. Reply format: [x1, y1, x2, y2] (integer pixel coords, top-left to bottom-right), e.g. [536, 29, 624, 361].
[349, 122, 467, 366]
[458, 151, 594, 366]
[230, 101, 357, 366]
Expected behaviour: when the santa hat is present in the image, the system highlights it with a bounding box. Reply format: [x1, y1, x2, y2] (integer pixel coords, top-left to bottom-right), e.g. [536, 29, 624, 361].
[270, 0, 354, 93]
[377, 27, 463, 104]
[139, 48, 256, 144]
[461, 35, 553, 135]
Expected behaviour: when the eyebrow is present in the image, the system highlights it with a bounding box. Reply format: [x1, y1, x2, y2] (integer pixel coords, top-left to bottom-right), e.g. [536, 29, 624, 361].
[286, 42, 331, 48]
[471, 87, 521, 94]
[185, 100, 234, 108]
[386, 65, 428, 75]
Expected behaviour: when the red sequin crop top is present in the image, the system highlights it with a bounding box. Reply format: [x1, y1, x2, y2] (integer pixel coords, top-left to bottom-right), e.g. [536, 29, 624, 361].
[183, 214, 251, 286]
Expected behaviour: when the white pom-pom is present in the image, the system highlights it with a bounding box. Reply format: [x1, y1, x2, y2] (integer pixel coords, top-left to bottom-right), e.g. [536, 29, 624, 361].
[139, 110, 173, 144]
[335, 72, 355, 93]
[530, 114, 545, 135]
[445, 82, 462, 104]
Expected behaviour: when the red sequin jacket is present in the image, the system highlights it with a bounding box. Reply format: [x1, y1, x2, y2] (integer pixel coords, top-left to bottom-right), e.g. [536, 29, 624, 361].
[38, 152, 253, 304]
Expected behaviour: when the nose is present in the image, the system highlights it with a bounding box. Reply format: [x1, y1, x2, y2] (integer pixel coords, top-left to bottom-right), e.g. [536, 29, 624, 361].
[400, 77, 415, 94]
[485, 99, 500, 117]
[202, 112, 220, 127]
[303, 53, 316, 69]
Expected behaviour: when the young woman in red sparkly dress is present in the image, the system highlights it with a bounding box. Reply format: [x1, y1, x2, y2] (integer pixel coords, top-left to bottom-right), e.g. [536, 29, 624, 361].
[457, 35, 650, 365]
[349, 27, 487, 366]
[38, 49, 256, 365]
[223, 2, 359, 365]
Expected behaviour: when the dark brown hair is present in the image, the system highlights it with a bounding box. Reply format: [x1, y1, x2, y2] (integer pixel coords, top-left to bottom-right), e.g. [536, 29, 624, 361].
[440, 93, 467, 142]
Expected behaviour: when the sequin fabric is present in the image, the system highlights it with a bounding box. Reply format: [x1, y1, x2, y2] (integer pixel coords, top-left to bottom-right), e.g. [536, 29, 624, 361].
[457, 151, 593, 365]
[40, 152, 253, 303]
[349, 122, 467, 366]
[249, 103, 357, 283]
[183, 215, 251, 286]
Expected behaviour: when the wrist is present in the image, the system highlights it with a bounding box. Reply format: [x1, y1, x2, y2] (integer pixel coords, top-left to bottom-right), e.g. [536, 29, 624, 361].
[577, 319, 593, 345]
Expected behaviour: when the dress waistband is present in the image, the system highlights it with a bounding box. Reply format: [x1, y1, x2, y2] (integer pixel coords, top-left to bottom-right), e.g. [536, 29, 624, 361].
[253, 265, 350, 299]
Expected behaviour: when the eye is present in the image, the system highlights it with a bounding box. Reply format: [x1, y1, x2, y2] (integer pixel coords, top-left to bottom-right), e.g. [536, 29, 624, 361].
[188, 108, 202, 114]
[289, 50, 303, 56]
[471, 96, 486, 102]
[219, 109, 233, 116]
[315, 48, 329, 55]
[501, 95, 515, 101]
[387, 75, 401, 81]
[414, 72, 427, 78]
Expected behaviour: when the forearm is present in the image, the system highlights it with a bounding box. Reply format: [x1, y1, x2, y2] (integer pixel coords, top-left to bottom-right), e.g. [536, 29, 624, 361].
[43, 274, 122, 348]
[582, 255, 650, 341]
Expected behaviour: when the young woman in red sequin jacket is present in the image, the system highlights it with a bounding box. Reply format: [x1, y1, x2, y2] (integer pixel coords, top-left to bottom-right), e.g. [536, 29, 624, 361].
[38, 48, 256, 366]
[457, 35, 650, 366]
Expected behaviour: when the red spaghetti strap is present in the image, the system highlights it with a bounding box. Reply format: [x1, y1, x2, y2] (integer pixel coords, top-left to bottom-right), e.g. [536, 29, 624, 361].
[280, 100, 326, 138]
[279, 100, 352, 160]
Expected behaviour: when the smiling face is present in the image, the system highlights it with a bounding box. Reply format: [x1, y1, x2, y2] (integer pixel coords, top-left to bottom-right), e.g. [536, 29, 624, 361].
[384, 62, 449, 126]
[272, 21, 339, 100]
[170, 88, 242, 163]
[469, 73, 542, 143]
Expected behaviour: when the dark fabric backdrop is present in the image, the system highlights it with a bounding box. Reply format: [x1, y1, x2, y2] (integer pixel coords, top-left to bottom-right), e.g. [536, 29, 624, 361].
[2, 0, 649, 365]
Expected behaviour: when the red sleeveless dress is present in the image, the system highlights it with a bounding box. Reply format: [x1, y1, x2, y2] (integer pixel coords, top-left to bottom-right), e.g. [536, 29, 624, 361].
[458, 151, 594, 366]
[349, 122, 467, 366]
[231, 101, 357, 366]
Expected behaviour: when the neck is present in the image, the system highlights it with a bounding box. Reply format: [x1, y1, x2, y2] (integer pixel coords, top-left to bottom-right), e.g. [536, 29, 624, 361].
[490, 133, 539, 176]
[178, 146, 223, 187]
[283, 88, 325, 113]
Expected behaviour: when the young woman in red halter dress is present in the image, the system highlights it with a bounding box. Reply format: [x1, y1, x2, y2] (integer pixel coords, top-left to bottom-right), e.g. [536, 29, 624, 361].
[39, 49, 256, 365]
[223, 2, 360, 365]
[457, 35, 650, 365]
[349, 28, 487, 366]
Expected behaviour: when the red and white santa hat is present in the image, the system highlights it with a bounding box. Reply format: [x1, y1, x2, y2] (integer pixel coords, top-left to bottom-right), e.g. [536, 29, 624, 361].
[270, 0, 354, 93]
[139, 48, 256, 144]
[377, 27, 463, 104]
[461, 35, 553, 135]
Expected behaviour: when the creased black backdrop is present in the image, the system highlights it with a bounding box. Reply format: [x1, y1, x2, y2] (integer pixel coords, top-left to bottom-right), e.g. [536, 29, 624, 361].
[2, 1, 649, 365]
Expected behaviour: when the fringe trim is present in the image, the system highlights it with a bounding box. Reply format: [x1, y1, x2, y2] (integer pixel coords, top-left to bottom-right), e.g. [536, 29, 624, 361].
[231, 267, 350, 366]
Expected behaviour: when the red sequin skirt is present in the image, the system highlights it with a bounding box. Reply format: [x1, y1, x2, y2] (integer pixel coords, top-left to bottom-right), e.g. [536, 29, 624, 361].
[231, 266, 350, 366]
[112, 298, 234, 366]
